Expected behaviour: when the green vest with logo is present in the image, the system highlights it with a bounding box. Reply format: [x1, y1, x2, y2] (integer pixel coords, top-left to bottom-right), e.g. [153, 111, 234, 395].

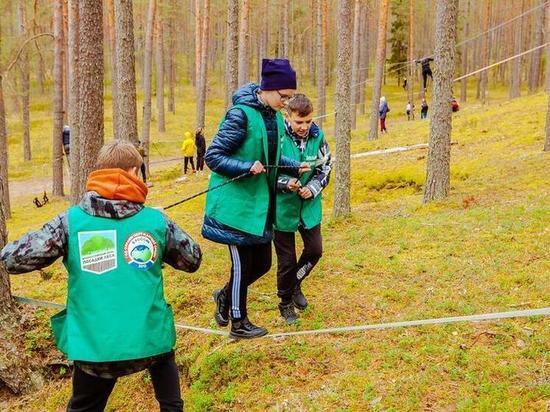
[274, 130, 324, 232]
[51, 206, 175, 362]
[204, 104, 283, 236]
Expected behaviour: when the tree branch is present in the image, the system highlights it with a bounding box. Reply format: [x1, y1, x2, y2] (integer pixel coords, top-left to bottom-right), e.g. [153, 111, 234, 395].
[4, 33, 54, 75]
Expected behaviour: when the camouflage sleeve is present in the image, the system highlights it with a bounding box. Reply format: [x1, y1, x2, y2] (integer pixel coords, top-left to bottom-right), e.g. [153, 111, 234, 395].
[162, 215, 202, 272]
[0, 213, 68, 274]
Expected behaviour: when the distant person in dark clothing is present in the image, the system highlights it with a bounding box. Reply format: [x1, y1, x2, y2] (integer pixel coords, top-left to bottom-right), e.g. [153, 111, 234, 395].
[195, 127, 206, 174]
[416, 57, 434, 90]
[402, 78, 408, 91]
[136, 140, 150, 186]
[63, 125, 70, 166]
[420, 98, 429, 119]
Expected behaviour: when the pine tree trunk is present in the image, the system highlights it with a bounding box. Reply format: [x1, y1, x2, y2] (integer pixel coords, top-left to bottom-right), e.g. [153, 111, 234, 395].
[0, 76, 10, 218]
[479, 0, 491, 104]
[167, 2, 175, 114]
[52, 0, 65, 197]
[17, 1, 32, 162]
[194, 0, 202, 89]
[350, 0, 360, 129]
[0, 172, 43, 394]
[407, 0, 415, 119]
[316, 0, 326, 128]
[510, 0, 525, 99]
[358, 2, 368, 116]
[423, 0, 458, 203]
[141, 0, 156, 175]
[545, 90, 550, 151]
[107, 0, 120, 139]
[281, 0, 289, 58]
[33, 0, 47, 94]
[257, 1, 267, 82]
[368, 0, 389, 141]
[196, 0, 210, 128]
[460, 0, 470, 102]
[78, 0, 104, 192]
[225, 0, 239, 108]
[528, 0, 545, 93]
[238, 0, 250, 86]
[114, 0, 138, 144]
[333, 0, 353, 218]
[544, 2, 550, 151]
[155, 16, 166, 133]
[62, 0, 69, 123]
[546, 2, 550, 93]
[68, 0, 81, 204]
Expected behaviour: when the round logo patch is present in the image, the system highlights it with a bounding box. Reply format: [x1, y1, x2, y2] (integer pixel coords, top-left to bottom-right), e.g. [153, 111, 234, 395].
[124, 232, 158, 270]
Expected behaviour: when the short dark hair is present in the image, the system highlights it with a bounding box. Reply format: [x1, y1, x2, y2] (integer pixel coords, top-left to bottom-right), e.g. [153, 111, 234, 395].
[287, 93, 313, 117]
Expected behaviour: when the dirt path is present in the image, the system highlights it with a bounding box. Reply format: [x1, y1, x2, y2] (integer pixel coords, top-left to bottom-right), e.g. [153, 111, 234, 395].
[8, 157, 184, 199]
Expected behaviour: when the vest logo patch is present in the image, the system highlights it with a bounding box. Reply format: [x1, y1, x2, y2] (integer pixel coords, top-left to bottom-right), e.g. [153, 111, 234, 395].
[78, 231, 118, 275]
[124, 232, 158, 270]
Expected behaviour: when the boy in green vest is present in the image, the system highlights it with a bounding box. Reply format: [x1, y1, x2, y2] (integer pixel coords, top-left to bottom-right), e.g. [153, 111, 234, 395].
[0, 140, 202, 411]
[274, 94, 333, 324]
[202, 59, 310, 338]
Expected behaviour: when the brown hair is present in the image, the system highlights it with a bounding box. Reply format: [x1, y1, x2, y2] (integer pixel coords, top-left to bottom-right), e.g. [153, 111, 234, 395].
[95, 139, 143, 171]
[287, 93, 313, 117]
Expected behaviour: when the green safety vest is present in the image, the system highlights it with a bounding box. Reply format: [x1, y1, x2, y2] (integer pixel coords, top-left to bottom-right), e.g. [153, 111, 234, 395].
[51, 206, 175, 362]
[204, 104, 283, 237]
[274, 130, 324, 232]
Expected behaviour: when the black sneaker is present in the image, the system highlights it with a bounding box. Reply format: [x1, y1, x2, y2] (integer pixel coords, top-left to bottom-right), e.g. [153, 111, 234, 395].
[279, 303, 298, 325]
[292, 285, 308, 310]
[213, 289, 229, 327]
[229, 317, 268, 339]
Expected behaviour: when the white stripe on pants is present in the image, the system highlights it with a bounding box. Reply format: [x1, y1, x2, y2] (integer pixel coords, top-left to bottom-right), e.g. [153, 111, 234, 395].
[229, 245, 242, 319]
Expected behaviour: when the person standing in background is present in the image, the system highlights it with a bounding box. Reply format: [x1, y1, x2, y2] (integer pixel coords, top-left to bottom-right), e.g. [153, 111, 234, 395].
[195, 127, 206, 174]
[181, 131, 196, 174]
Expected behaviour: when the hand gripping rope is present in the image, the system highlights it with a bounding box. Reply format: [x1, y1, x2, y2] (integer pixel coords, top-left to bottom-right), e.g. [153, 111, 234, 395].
[162, 156, 328, 210]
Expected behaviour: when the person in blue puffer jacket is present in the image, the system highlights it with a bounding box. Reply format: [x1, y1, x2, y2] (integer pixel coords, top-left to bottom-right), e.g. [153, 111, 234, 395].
[202, 59, 310, 339]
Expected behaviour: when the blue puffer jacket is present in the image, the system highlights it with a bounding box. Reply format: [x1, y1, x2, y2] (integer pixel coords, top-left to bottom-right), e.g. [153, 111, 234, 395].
[202, 83, 300, 245]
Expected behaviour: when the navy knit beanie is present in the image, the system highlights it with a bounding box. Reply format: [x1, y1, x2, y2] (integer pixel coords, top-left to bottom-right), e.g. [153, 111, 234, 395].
[260, 59, 297, 91]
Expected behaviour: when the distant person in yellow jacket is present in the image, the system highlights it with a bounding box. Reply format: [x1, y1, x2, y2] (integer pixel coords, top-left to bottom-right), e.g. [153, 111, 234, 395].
[181, 131, 196, 174]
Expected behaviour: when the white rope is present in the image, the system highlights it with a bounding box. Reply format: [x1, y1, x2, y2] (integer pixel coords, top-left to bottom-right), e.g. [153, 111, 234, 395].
[453, 43, 548, 82]
[266, 307, 550, 338]
[312, 2, 549, 111]
[14, 296, 549, 340]
[315, 43, 548, 120]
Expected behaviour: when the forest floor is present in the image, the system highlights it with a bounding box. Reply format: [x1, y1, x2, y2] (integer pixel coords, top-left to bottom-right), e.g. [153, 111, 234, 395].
[1, 83, 549, 411]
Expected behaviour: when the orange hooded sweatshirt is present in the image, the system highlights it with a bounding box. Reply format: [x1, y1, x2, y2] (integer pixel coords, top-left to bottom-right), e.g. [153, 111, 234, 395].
[86, 168, 148, 204]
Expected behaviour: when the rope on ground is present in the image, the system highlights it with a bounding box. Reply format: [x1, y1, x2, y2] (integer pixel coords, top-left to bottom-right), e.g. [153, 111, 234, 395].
[13, 296, 549, 340]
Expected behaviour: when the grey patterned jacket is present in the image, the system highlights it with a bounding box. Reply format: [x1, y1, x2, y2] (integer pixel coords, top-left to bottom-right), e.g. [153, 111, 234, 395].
[0, 191, 202, 275]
